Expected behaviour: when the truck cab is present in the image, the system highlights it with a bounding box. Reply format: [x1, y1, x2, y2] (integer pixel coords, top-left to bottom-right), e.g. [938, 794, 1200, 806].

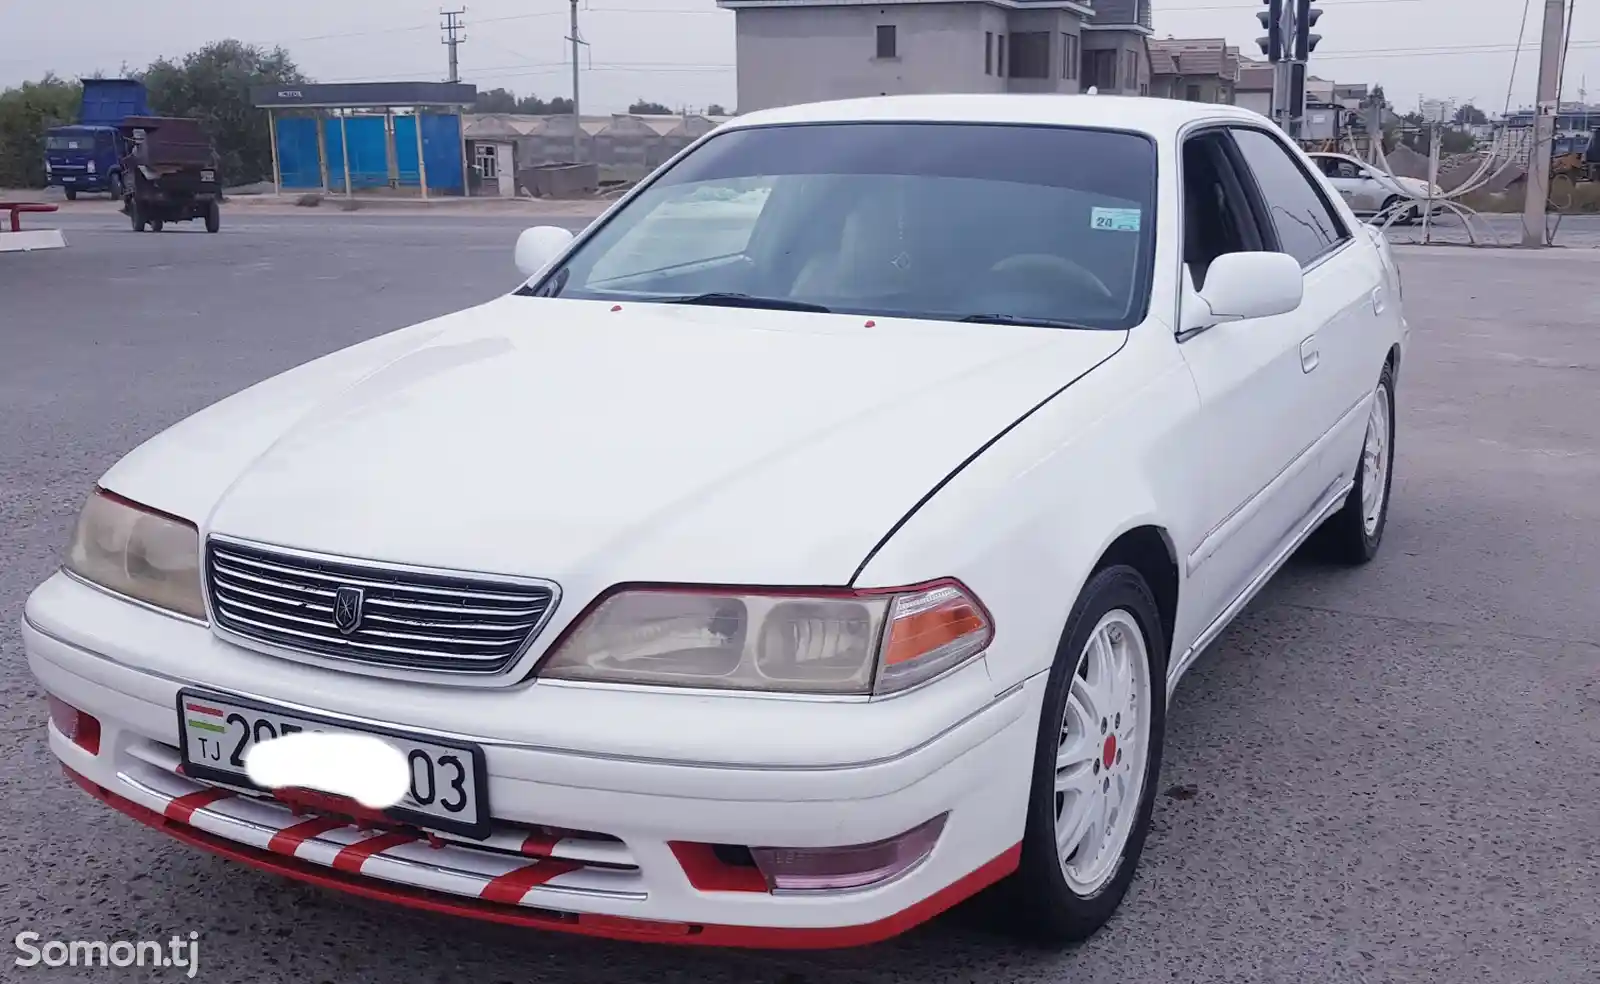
[42, 78, 149, 200]
[45, 126, 124, 199]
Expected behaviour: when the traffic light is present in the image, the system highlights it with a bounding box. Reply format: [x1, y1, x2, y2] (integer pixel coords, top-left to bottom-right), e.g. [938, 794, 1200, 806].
[1295, 0, 1322, 61]
[1256, 0, 1284, 61]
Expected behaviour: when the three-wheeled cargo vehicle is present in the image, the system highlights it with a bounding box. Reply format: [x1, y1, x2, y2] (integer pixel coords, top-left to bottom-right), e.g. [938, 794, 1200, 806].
[119, 116, 222, 233]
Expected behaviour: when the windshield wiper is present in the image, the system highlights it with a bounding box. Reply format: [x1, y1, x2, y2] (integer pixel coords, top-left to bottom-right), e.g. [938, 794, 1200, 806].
[955, 313, 1102, 331]
[661, 292, 831, 313]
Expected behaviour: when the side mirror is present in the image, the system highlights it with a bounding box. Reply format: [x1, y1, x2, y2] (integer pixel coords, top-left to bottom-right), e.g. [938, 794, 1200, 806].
[514, 225, 576, 279]
[1182, 251, 1303, 333]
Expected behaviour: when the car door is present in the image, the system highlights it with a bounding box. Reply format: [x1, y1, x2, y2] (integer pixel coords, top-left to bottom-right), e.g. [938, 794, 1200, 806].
[1172, 128, 1334, 627]
[1350, 162, 1392, 212]
[1228, 125, 1384, 517]
[1315, 156, 1359, 210]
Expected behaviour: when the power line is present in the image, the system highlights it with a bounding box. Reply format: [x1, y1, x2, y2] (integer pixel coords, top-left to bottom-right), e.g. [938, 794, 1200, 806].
[1505, 0, 1535, 114]
[1160, 0, 1423, 9]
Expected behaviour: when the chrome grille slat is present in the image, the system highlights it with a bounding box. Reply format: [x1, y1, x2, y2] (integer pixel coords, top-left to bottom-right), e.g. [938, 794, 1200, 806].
[207, 539, 557, 673]
[215, 551, 542, 605]
[213, 569, 542, 624]
[213, 582, 532, 640]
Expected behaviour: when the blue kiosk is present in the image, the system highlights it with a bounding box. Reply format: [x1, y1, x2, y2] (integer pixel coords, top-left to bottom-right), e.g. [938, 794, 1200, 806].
[250, 82, 477, 198]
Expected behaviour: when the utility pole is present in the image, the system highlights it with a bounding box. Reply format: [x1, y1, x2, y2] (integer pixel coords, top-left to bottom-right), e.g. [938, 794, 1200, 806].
[441, 8, 467, 84]
[1522, 0, 1567, 246]
[568, 0, 586, 163]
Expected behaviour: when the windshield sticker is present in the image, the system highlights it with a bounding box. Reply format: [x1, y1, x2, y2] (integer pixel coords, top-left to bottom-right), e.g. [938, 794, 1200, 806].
[1091, 207, 1142, 232]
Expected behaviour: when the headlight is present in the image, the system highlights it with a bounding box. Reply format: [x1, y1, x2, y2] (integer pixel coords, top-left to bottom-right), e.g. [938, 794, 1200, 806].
[64, 489, 206, 620]
[538, 580, 992, 696]
[87, 160, 96, 174]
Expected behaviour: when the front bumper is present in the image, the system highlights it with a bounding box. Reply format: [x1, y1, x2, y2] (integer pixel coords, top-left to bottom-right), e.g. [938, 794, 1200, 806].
[24, 573, 1038, 947]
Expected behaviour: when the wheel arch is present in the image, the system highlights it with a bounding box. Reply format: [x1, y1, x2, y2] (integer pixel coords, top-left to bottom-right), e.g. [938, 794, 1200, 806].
[1090, 524, 1179, 662]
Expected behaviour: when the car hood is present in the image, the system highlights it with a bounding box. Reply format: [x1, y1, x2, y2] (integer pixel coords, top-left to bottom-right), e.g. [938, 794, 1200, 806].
[101, 296, 1125, 587]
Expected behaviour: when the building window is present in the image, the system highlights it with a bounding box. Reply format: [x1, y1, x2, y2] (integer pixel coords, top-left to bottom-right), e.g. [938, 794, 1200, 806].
[876, 24, 897, 59]
[474, 143, 498, 179]
[1085, 49, 1117, 89]
[986, 32, 994, 75]
[1061, 33, 1079, 80]
[997, 34, 1006, 77]
[1010, 32, 1051, 80]
[1185, 84, 1202, 102]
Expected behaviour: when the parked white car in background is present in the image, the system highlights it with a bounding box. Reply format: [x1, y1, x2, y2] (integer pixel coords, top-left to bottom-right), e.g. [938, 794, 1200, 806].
[1309, 151, 1445, 222]
[24, 95, 1407, 949]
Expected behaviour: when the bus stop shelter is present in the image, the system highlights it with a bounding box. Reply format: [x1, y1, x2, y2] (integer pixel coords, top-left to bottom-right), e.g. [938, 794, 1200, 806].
[250, 82, 477, 199]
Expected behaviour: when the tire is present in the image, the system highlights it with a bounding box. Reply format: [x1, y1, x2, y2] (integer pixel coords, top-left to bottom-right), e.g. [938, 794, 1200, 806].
[204, 200, 220, 233]
[107, 173, 122, 200]
[1381, 195, 1414, 226]
[1001, 564, 1168, 945]
[129, 200, 146, 232]
[1312, 363, 1396, 564]
[64, 188, 77, 201]
[150, 219, 164, 233]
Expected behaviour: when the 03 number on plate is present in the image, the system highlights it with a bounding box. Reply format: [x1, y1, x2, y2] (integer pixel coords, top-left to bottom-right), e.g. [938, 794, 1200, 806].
[176, 689, 490, 838]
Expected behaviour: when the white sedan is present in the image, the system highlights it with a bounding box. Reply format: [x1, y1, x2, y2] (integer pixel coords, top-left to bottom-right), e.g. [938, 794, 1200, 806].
[24, 95, 1407, 948]
[1309, 151, 1445, 222]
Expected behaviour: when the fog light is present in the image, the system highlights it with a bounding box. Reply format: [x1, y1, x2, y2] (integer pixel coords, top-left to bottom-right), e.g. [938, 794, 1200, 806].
[47, 695, 101, 755]
[751, 814, 947, 891]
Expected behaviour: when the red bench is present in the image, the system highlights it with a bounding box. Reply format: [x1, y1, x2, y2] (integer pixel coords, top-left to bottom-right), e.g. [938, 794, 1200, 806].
[0, 202, 60, 233]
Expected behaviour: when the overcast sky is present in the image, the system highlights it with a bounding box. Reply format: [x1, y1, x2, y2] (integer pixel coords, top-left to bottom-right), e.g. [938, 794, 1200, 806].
[2, 0, 1593, 116]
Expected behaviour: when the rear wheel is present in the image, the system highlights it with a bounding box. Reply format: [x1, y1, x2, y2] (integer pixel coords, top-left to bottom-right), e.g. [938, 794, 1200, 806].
[150, 218, 164, 233]
[1312, 363, 1396, 564]
[1002, 565, 1167, 944]
[107, 173, 122, 200]
[204, 200, 220, 233]
[129, 200, 146, 232]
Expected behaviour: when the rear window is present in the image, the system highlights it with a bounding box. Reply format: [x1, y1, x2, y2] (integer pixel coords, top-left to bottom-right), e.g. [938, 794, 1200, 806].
[538, 121, 1159, 331]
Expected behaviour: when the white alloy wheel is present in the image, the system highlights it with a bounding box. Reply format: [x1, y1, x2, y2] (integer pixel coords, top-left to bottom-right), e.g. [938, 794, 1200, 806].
[1361, 382, 1392, 537]
[1054, 608, 1151, 896]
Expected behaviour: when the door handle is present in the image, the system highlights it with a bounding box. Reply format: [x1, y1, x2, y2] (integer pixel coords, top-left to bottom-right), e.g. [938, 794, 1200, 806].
[1300, 336, 1320, 373]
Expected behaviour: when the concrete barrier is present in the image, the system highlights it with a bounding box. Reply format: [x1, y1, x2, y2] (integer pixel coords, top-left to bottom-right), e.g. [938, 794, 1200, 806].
[0, 229, 66, 252]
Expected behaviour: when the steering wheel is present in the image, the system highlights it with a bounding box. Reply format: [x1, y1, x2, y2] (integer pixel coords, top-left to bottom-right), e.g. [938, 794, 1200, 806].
[986, 253, 1116, 303]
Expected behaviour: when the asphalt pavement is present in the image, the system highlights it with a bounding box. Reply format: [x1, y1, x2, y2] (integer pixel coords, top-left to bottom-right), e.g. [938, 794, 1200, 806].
[2, 213, 1597, 983]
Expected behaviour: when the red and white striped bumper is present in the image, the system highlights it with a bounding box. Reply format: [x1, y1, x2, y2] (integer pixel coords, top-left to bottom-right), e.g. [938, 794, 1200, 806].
[23, 579, 1041, 948]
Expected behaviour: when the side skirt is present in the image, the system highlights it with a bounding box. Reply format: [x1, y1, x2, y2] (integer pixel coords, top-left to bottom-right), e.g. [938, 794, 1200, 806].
[1166, 477, 1354, 698]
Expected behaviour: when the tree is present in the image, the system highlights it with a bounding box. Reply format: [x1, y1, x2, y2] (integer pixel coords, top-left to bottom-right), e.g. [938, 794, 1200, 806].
[706, 103, 729, 116]
[142, 39, 306, 185]
[1453, 103, 1488, 126]
[0, 73, 81, 188]
[475, 87, 520, 113]
[628, 99, 672, 115]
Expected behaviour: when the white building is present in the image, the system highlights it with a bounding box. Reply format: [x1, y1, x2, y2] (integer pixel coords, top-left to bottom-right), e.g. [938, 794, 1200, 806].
[715, 0, 1155, 113]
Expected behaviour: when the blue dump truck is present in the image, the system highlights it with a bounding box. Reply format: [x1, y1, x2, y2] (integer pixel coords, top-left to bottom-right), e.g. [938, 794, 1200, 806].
[43, 79, 150, 200]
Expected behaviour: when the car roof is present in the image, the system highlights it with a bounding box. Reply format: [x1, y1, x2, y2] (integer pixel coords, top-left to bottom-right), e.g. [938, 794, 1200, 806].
[724, 94, 1271, 139]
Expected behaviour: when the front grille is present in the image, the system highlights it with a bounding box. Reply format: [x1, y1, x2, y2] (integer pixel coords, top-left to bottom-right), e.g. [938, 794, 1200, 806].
[206, 538, 557, 673]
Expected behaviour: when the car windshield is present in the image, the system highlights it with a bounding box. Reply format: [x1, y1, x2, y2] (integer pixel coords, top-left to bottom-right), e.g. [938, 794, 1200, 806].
[532, 121, 1157, 330]
[46, 131, 94, 151]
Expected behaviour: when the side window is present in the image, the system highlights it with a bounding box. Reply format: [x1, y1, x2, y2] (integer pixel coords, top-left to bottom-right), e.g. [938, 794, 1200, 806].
[1228, 127, 1348, 267]
[1180, 130, 1264, 290]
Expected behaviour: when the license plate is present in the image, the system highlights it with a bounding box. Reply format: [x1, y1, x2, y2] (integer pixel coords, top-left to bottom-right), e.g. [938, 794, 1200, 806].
[201, 170, 215, 182]
[177, 690, 490, 838]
